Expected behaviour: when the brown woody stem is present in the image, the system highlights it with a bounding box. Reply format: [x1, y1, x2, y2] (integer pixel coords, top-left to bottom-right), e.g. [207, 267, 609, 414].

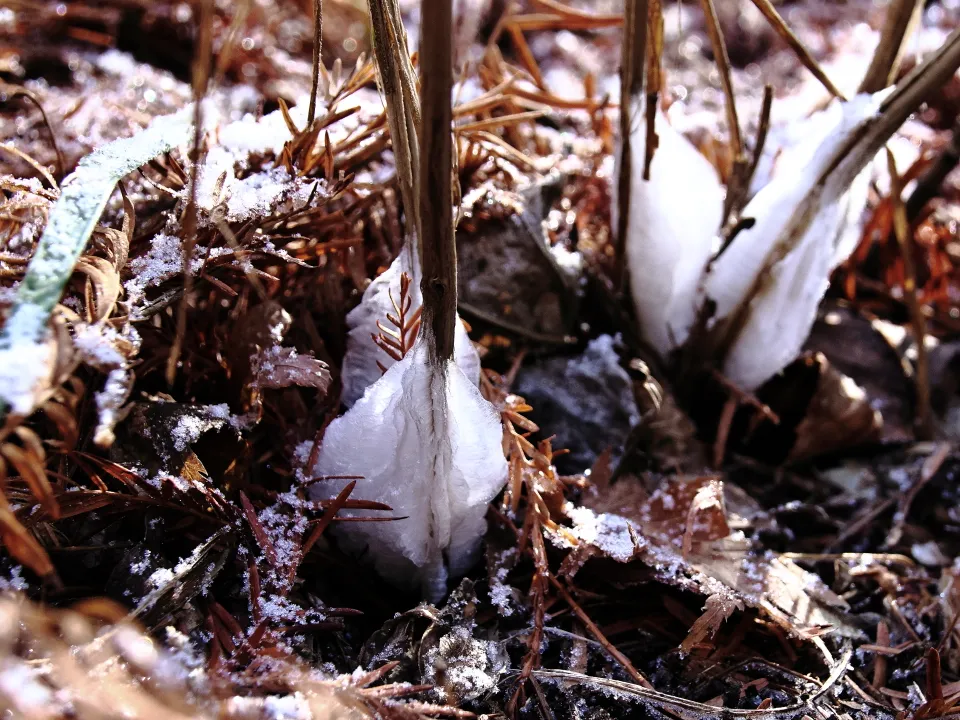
[615, 0, 648, 294]
[859, 0, 923, 94]
[307, 0, 323, 126]
[418, 0, 457, 364]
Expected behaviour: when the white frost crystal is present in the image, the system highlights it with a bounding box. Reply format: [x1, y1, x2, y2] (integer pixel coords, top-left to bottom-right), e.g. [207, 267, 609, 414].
[703, 92, 886, 390]
[340, 251, 480, 407]
[620, 102, 724, 354]
[312, 342, 507, 600]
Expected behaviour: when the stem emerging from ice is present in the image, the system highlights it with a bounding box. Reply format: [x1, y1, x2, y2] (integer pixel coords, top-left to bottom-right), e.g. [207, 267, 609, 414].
[825, 26, 960, 192]
[418, 0, 457, 364]
[615, 0, 648, 293]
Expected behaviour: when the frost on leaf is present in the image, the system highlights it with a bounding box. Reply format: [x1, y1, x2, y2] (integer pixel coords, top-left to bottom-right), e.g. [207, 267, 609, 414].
[252, 346, 331, 392]
[311, 342, 507, 601]
[340, 251, 480, 407]
[133, 527, 232, 627]
[618, 100, 724, 354]
[0, 105, 200, 416]
[571, 475, 853, 642]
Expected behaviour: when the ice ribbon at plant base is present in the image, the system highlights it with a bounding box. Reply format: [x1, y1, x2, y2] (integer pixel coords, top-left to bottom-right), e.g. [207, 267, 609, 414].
[312, 342, 507, 601]
[620, 102, 725, 355]
[339, 250, 480, 407]
[702, 92, 887, 391]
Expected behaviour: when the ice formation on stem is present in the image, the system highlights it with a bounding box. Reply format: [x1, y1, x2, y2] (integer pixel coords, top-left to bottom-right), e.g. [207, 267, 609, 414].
[621, 24, 960, 391]
[702, 92, 887, 390]
[708, 19, 960, 389]
[313, 342, 506, 599]
[337, 0, 478, 406]
[619, 100, 724, 354]
[311, 0, 507, 600]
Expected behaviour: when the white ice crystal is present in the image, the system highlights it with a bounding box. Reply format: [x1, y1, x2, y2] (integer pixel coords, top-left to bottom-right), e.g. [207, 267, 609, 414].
[340, 250, 480, 407]
[312, 342, 507, 601]
[702, 92, 887, 390]
[619, 101, 724, 354]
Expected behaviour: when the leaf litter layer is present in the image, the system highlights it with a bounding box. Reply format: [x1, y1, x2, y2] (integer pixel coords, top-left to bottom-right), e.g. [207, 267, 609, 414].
[2, 0, 960, 718]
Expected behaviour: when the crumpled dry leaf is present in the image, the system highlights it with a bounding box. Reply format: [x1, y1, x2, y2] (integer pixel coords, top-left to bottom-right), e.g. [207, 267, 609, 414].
[573, 475, 858, 642]
[680, 592, 744, 653]
[74, 256, 121, 323]
[788, 352, 882, 462]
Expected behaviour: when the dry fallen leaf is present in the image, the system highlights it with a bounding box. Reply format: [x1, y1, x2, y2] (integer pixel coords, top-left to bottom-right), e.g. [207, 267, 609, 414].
[576, 474, 858, 641]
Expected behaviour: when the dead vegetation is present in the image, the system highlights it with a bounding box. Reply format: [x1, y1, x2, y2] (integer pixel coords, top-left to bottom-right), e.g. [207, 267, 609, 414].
[2, 0, 960, 718]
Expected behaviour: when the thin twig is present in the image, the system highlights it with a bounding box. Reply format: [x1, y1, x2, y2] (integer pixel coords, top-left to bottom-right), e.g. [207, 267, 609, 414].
[746, 85, 774, 189]
[746, 0, 845, 100]
[0, 82, 64, 181]
[905, 118, 960, 220]
[167, 0, 213, 386]
[531, 646, 853, 718]
[307, 0, 324, 126]
[418, 0, 457, 363]
[0, 143, 56, 190]
[698, 0, 751, 225]
[549, 576, 653, 689]
[698, 0, 741, 158]
[212, 0, 251, 85]
[885, 442, 949, 547]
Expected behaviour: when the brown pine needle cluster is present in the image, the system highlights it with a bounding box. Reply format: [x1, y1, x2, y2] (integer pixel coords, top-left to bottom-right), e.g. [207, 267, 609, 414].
[373, 271, 422, 373]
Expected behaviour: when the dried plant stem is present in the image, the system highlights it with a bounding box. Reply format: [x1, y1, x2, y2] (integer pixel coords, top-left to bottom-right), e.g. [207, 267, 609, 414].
[642, 0, 663, 179]
[418, 0, 457, 364]
[698, 0, 750, 223]
[859, 0, 923, 94]
[747, 0, 845, 100]
[746, 85, 774, 187]
[212, 0, 251, 85]
[615, 0, 649, 293]
[698, 0, 741, 157]
[368, 0, 421, 248]
[307, 0, 324, 126]
[167, 0, 213, 386]
[886, 150, 932, 440]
